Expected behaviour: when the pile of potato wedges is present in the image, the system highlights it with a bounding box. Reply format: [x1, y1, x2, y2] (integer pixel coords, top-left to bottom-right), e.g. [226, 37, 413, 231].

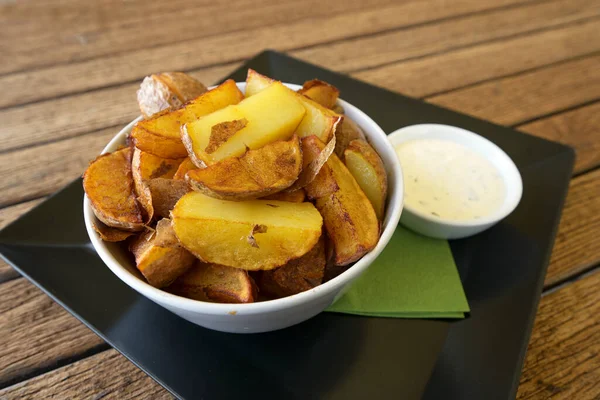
[83, 70, 388, 303]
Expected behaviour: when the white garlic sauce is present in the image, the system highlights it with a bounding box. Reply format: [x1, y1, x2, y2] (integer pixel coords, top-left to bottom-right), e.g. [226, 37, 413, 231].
[395, 139, 506, 221]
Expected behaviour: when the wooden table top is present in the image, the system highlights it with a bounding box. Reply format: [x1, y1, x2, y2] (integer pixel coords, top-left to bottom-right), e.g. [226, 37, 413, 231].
[1, 0, 599, 398]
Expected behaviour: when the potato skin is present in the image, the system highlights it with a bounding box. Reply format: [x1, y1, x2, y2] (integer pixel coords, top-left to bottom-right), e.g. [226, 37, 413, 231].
[185, 135, 302, 200]
[258, 236, 326, 298]
[173, 158, 197, 181]
[83, 147, 145, 231]
[299, 79, 340, 109]
[344, 139, 388, 220]
[304, 136, 379, 266]
[168, 261, 257, 304]
[334, 117, 366, 160]
[92, 219, 136, 242]
[262, 188, 306, 203]
[131, 148, 184, 221]
[130, 219, 195, 288]
[132, 80, 244, 159]
[137, 72, 207, 118]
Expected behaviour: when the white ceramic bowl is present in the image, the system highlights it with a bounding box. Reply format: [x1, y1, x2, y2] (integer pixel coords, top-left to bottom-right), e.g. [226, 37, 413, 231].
[84, 82, 403, 333]
[388, 124, 522, 240]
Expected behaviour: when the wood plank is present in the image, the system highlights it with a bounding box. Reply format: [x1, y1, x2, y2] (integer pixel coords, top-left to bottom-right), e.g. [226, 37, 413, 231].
[0, 199, 44, 283]
[0, 1, 592, 152]
[0, 63, 237, 154]
[352, 17, 600, 98]
[0, 127, 118, 208]
[293, 0, 600, 72]
[519, 102, 600, 174]
[428, 54, 600, 126]
[0, 349, 172, 400]
[545, 169, 600, 287]
[0, 0, 401, 76]
[0, 0, 207, 38]
[0, 278, 106, 388]
[1, 270, 597, 399]
[0, 0, 530, 109]
[517, 269, 600, 399]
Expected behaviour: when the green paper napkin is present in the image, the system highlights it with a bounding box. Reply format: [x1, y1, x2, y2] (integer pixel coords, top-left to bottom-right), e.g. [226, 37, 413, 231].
[325, 226, 469, 318]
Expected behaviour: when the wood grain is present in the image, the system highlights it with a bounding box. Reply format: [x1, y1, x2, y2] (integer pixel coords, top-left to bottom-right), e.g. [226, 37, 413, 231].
[352, 18, 600, 98]
[3, 3, 598, 155]
[0, 63, 237, 154]
[545, 169, 600, 287]
[0, 278, 106, 387]
[1, 270, 597, 400]
[0, 127, 118, 208]
[517, 269, 600, 399]
[0, 349, 171, 400]
[0, 199, 44, 283]
[519, 101, 600, 174]
[293, 0, 600, 72]
[428, 53, 600, 126]
[0, 0, 402, 76]
[0, 0, 529, 109]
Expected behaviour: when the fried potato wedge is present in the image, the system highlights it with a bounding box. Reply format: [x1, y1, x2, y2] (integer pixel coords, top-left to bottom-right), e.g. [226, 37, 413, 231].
[173, 158, 196, 180]
[92, 219, 136, 242]
[344, 139, 388, 220]
[182, 81, 305, 167]
[258, 236, 325, 298]
[130, 219, 195, 288]
[262, 188, 306, 203]
[304, 136, 379, 266]
[146, 178, 191, 219]
[298, 79, 340, 109]
[186, 135, 302, 200]
[83, 147, 145, 231]
[137, 72, 207, 118]
[245, 69, 342, 143]
[131, 80, 244, 159]
[168, 261, 257, 303]
[334, 117, 366, 159]
[172, 192, 323, 270]
[132, 148, 184, 221]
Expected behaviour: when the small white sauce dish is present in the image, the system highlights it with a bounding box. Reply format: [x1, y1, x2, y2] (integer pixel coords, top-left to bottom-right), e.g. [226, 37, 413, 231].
[388, 124, 522, 240]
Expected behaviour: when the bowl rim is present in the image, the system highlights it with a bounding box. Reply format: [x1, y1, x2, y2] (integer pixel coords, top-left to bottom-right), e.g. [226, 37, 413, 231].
[388, 123, 522, 229]
[83, 81, 403, 315]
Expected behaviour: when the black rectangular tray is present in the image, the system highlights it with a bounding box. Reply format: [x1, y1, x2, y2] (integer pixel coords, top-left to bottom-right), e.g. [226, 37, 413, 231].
[0, 51, 574, 399]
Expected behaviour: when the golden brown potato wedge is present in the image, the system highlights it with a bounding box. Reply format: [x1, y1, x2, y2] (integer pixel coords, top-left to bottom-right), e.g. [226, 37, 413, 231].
[262, 188, 306, 203]
[168, 261, 257, 303]
[344, 139, 388, 220]
[172, 192, 323, 270]
[83, 147, 145, 231]
[245, 69, 342, 143]
[146, 178, 191, 219]
[303, 136, 379, 266]
[186, 135, 302, 200]
[131, 148, 185, 221]
[131, 79, 244, 159]
[130, 219, 195, 288]
[173, 158, 196, 180]
[334, 117, 366, 159]
[258, 236, 325, 298]
[182, 81, 305, 167]
[92, 219, 136, 242]
[298, 79, 340, 109]
[137, 72, 207, 118]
